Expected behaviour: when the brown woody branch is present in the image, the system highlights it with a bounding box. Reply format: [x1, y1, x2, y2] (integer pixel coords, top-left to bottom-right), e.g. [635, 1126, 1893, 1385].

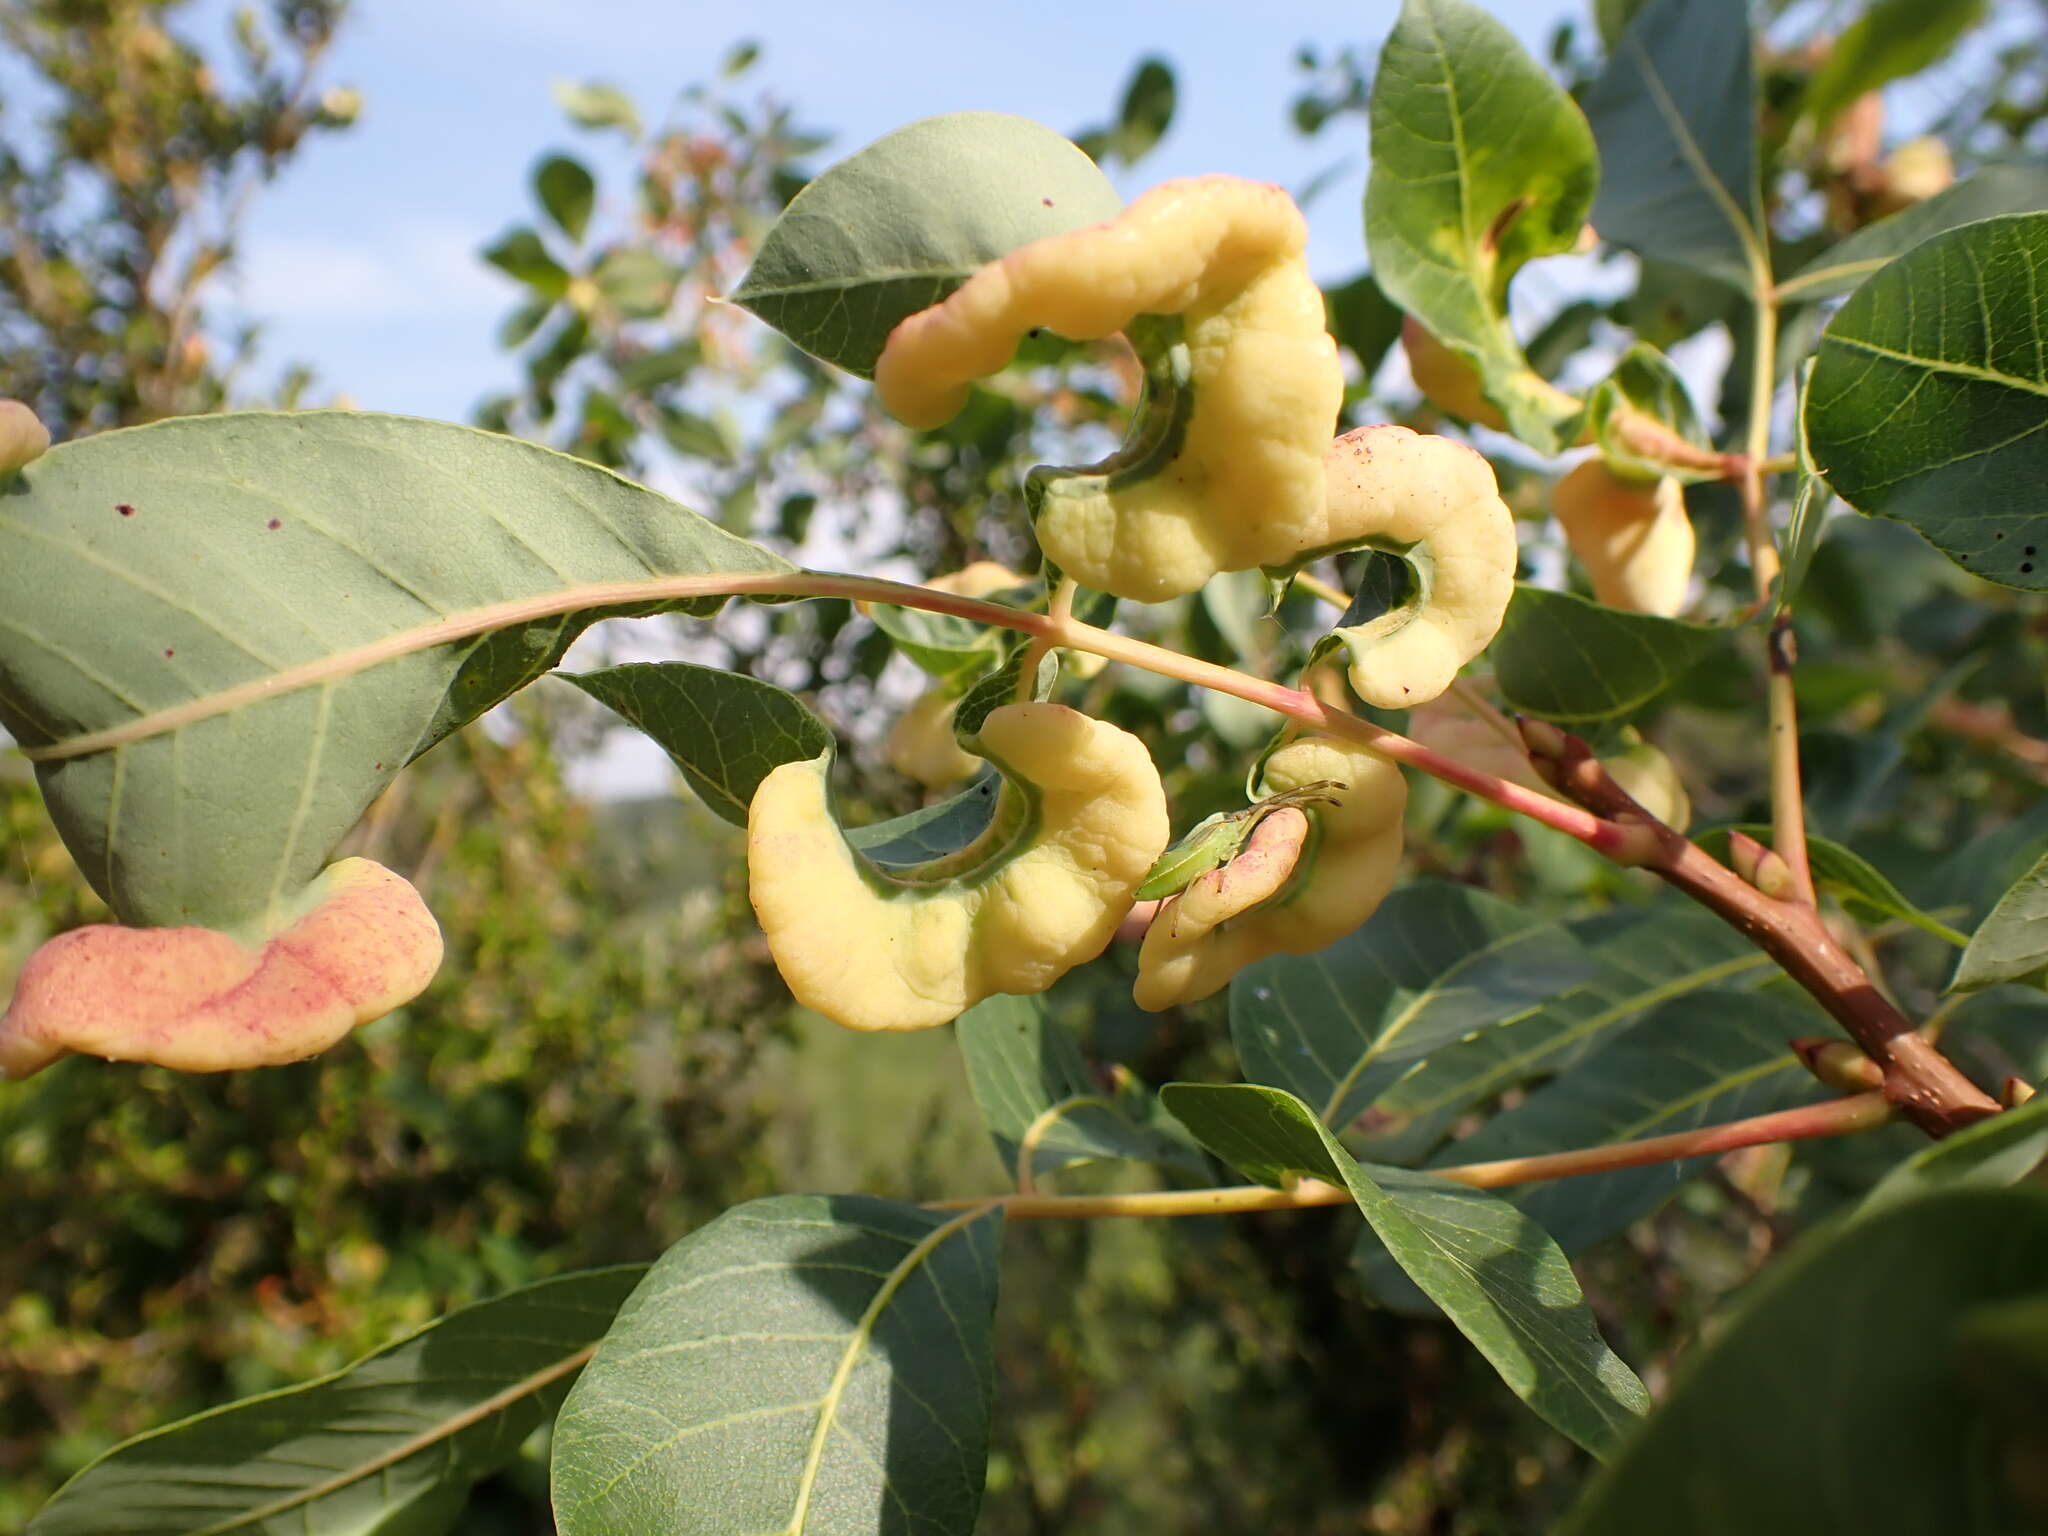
[1520, 720, 2000, 1137]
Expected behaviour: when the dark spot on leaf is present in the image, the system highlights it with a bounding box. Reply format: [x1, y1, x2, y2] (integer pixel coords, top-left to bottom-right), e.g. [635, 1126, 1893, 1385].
[2028, 546, 2037, 557]
[2023, 563, 2035, 575]
[267, 518, 282, 530]
[374, 762, 383, 771]
[1028, 327, 1043, 338]
[1996, 531, 2006, 540]
[163, 648, 174, 659]
[116, 503, 135, 517]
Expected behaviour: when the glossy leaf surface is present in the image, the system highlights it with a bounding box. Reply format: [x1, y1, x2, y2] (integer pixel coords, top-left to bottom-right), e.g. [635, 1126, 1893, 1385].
[552, 1195, 1002, 1536]
[565, 662, 832, 827]
[1806, 213, 2048, 591]
[1490, 585, 1721, 723]
[1164, 1083, 1649, 1455]
[1365, 0, 1596, 448]
[30, 1268, 644, 1536]
[1563, 1188, 2048, 1534]
[1230, 882, 1595, 1130]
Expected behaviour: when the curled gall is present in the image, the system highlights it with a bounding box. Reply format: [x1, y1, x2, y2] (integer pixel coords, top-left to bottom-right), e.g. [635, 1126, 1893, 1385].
[748, 702, 1169, 1031]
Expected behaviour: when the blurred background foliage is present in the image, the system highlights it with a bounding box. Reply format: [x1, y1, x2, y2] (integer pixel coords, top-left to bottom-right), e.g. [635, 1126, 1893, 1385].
[5, 0, 2048, 1530]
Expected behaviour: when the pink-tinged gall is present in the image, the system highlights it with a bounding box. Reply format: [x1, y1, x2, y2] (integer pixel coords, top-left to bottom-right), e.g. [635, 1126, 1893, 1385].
[0, 858, 443, 1079]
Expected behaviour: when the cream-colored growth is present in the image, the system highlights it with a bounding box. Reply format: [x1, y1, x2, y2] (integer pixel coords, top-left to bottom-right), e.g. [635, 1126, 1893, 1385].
[1135, 736, 1406, 1011]
[748, 702, 1168, 1031]
[926, 561, 1029, 598]
[1605, 737, 1691, 831]
[874, 177, 1343, 601]
[1406, 693, 1551, 798]
[1408, 692, 1691, 831]
[1552, 460, 1695, 617]
[1317, 425, 1518, 709]
[0, 858, 443, 1078]
[886, 690, 980, 787]
[0, 400, 49, 475]
[1401, 317, 1507, 431]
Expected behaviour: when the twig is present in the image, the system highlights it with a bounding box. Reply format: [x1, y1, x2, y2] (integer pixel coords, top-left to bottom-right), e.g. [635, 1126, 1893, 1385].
[927, 1092, 1894, 1219]
[1521, 723, 2000, 1136]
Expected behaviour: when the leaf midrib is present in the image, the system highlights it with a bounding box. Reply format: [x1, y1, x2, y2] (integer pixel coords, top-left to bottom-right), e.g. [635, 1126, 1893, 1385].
[185, 1346, 596, 1535]
[783, 1204, 997, 1535]
[1823, 332, 2048, 401]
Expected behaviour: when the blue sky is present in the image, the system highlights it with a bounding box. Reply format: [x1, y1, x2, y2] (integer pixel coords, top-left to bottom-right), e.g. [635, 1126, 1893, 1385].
[218, 0, 1581, 420]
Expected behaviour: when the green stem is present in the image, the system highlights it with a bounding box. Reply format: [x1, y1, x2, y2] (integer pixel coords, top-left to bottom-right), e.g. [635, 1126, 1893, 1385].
[926, 1091, 1894, 1220]
[1741, 287, 1816, 906]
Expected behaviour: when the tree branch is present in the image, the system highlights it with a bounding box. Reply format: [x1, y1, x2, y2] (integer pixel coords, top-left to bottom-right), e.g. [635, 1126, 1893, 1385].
[1521, 723, 2000, 1136]
[927, 1092, 1895, 1220]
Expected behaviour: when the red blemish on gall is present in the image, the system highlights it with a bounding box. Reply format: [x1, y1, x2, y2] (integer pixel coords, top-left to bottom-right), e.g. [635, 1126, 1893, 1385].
[116, 504, 135, 517]
[1042, 198, 1054, 207]
[267, 519, 281, 530]
[163, 648, 175, 659]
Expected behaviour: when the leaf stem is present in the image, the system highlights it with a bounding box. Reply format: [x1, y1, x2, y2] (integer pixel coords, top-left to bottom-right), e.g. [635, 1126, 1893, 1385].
[926, 1092, 1894, 1220]
[1015, 576, 1078, 702]
[1740, 290, 1818, 906]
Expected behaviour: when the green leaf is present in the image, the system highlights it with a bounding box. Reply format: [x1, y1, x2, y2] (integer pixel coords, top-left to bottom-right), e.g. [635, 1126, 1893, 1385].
[659, 406, 737, 464]
[954, 994, 1204, 1183]
[497, 295, 555, 350]
[1592, 0, 1647, 50]
[618, 342, 699, 394]
[1779, 360, 1830, 610]
[564, 662, 832, 828]
[0, 411, 790, 928]
[551, 1195, 1002, 1536]
[731, 113, 1122, 377]
[1364, 0, 1596, 451]
[483, 226, 570, 299]
[950, 639, 1057, 740]
[1365, 907, 1778, 1159]
[1112, 57, 1176, 165]
[1776, 164, 2048, 304]
[592, 246, 678, 320]
[1953, 846, 2048, 992]
[551, 79, 641, 139]
[1582, 0, 1763, 293]
[1322, 269, 1405, 381]
[720, 39, 760, 79]
[1490, 584, 1722, 724]
[844, 774, 1000, 869]
[1805, 212, 2048, 592]
[534, 153, 597, 244]
[28, 1267, 643, 1535]
[1798, 0, 1987, 139]
[868, 600, 1017, 687]
[1862, 1093, 2048, 1214]
[1230, 882, 1597, 1130]
[1584, 341, 1715, 483]
[1561, 1187, 2048, 1535]
[1162, 1082, 1650, 1455]
[1427, 990, 1824, 1252]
